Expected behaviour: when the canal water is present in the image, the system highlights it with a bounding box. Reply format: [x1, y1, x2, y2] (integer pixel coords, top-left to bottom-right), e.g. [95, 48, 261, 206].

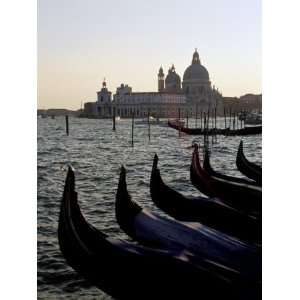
[37, 117, 261, 299]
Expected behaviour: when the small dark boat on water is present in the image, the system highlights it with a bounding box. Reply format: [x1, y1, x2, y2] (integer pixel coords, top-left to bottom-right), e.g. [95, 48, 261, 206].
[168, 121, 262, 136]
[150, 155, 261, 244]
[236, 141, 262, 184]
[190, 145, 262, 217]
[58, 167, 256, 300]
[168, 120, 223, 135]
[117, 165, 261, 271]
[226, 126, 262, 136]
[203, 148, 260, 187]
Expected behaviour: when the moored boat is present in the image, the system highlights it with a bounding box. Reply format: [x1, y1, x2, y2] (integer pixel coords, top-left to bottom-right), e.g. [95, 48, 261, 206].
[190, 145, 262, 217]
[236, 141, 262, 184]
[117, 165, 261, 270]
[168, 120, 261, 136]
[203, 148, 260, 187]
[58, 167, 255, 300]
[150, 155, 261, 244]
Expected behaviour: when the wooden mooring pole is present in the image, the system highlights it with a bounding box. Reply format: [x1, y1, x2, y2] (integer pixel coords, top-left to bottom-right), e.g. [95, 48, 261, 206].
[131, 112, 134, 147]
[65, 115, 69, 136]
[147, 109, 151, 141]
[233, 111, 236, 130]
[204, 112, 209, 149]
[214, 107, 217, 143]
[224, 108, 227, 129]
[207, 109, 210, 133]
[178, 107, 181, 137]
[214, 107, 217, 130]
[200, 110, 203, 130]
[229, 107, 232, 130]
[112, 108, 116, 131]
[195, 104, 198, 128]
[186, 111, 189, 128]
[239, 111, 243, 129]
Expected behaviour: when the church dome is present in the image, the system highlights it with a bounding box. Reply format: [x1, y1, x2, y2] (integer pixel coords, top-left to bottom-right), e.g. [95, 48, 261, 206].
[165, 64, 181, 84]
[183, 49, 209, 81]
[183, 64, 209, 81]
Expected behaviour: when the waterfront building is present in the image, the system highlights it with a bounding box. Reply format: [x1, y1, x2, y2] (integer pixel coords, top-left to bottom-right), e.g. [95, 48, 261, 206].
[223, 94, 262, 113]
[82, 49, 223, 118]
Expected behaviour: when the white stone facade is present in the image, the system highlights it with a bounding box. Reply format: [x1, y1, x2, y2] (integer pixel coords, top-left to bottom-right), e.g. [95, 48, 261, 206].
[113, 91, 186, 118]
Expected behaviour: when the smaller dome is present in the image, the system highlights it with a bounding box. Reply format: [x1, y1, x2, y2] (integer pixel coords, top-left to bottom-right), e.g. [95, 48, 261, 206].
[165, 64, 181, 84]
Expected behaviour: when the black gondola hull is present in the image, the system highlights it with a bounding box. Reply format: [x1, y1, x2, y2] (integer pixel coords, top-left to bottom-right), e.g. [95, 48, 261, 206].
[59, 168, 258, 299]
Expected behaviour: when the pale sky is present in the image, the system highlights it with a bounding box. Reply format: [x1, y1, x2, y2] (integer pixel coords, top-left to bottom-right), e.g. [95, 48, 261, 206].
[38, 0, 261, 110]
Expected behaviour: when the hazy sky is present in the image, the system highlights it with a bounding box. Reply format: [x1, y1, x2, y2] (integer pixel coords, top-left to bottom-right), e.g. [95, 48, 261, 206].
[38, 0, 261, 110]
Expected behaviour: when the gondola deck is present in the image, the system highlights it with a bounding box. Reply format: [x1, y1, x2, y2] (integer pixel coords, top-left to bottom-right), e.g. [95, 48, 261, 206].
[117, 165, 261, 272]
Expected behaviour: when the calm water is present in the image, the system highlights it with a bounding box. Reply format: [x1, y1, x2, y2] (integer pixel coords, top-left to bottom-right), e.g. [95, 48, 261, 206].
[37, 117, 261, 299]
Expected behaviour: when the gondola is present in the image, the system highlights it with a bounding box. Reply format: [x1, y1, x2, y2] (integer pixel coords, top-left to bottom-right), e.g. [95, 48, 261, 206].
[236, 141, 262, 184]
[58, 167, 258, 300]
[203, 147, 260, 187]
[117, 165, 261, 273]
[168, 120, 262, 136]
[190, 145, 262, 217]
[168, 120, 223, 135]
[226, 126, 262, 136]
[150, 155, 261, 244]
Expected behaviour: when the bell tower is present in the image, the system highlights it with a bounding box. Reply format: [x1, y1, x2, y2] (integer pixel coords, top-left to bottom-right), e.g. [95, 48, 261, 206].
[158, 66, 165, 92]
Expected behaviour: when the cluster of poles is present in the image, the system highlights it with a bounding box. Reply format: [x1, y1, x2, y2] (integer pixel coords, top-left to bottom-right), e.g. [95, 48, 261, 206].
[180, 106, 246, 131]
[63, 106, 247, 148]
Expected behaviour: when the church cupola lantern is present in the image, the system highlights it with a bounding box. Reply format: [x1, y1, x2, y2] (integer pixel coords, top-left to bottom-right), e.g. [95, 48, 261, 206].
[102, 77, 107, 88]
[192, 48, 201, 65]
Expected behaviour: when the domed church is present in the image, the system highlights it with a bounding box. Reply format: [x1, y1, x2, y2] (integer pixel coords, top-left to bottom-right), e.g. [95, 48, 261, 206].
[83, 49, 223, 118]
[158, 49, 222, 110]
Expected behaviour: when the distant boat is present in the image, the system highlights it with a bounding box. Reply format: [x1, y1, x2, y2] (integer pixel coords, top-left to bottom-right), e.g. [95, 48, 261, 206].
[135, 116, 166, 126]
[41, 114, 47, 119]
[245, 114, 261, 125]
[51, 115, 55, 119]
[239, 112, 262, 125]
